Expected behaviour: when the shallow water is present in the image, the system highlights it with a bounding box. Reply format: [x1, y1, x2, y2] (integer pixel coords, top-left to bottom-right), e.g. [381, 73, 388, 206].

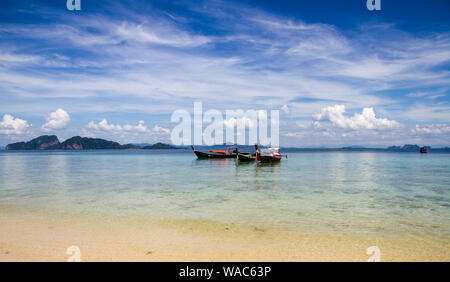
[0, 150, 449, 246]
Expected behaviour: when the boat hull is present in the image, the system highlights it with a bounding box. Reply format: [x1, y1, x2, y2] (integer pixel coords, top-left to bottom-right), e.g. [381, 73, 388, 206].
[257, 155, 281, 163]
[192, 146, 236, 159]
[237, 153, 256, 162]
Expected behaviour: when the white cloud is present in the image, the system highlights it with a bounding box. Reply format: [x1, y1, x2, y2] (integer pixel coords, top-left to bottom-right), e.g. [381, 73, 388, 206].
[2, 7, 447, 120]
[41, 108, 70, 131]
[287, 33, 351, 59]
[123, 120, 148, 133]
[0, 52, 41, 64]
[86, 119, 170, 135]
[115, 22, 211, 47]
[251, 18, 319, 31]
[313, 105, 402, 130]
[338, 58, 408, 80]
[0, 114, 31, 135]
[222, 110, 268, 129]
[81, 119, 172, 144]
[223, 117, 255, 129]
[412, 124, 450, 135]
[295, 121, 312, 129]
[152, 125, 171, 134]
[281, 104, 290, 114]
[86, 119, 148, 133]
[406, 88, 448, 100]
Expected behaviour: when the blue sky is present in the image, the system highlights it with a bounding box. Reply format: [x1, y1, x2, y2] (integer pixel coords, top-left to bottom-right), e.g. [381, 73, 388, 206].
[0, 0, 449, 147]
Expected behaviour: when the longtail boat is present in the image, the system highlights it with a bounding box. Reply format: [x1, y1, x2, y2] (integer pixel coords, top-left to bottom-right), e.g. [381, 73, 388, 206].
[191, 146, 237, 159]
[255, 144, 285, 163]
[237, 152, 256, 162]
[235, 147, 256, 162]
[420, 146, 428, 153]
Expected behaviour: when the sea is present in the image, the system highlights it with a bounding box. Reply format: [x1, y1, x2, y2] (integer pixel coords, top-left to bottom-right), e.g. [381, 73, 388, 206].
[0, 150, 448, 250]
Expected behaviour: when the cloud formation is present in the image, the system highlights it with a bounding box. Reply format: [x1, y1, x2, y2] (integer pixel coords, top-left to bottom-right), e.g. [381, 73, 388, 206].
[1, 4, 448, 114]
[86, 119, 170, 135]
[86, 119, 148, 133]
[41, 109, 70, 132]
[83, 118, 171, 144]
[152, 125, 171, 134]
[115, 22, 211, 47]
[313, 105, 402, 130]
[412, 124, 450, 135]
[0, 114, 31, 135]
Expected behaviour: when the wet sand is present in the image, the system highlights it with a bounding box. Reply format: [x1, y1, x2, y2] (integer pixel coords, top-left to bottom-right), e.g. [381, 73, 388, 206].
[0, 208, 447, 262]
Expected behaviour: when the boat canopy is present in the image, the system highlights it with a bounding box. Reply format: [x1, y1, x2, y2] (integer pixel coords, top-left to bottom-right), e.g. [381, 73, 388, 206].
[210, 150, 229, 154]
[260, 148, 280, 157]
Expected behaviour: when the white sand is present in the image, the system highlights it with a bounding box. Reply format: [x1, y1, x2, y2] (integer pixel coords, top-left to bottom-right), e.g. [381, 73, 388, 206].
[0, 209, 447, 262]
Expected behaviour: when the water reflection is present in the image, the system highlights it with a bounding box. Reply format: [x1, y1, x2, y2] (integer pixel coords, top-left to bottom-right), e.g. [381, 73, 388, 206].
[191, 158, 236, 167]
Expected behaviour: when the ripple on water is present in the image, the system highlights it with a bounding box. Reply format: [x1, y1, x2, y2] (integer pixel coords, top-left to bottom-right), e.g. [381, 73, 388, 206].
[0, 151, 448, 248]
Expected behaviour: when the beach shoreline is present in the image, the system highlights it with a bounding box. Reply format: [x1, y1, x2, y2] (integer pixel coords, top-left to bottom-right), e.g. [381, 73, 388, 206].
[0, 208, 447, 262]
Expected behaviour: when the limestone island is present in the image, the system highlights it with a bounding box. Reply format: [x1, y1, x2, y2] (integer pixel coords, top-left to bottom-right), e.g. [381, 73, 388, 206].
[5, 135, 181, 150]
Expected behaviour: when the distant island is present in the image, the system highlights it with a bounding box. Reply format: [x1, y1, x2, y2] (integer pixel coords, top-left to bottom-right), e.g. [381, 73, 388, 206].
[2, 137, 450, 152]
[5, 135, 181, 150]
[283, 144, 450, 153]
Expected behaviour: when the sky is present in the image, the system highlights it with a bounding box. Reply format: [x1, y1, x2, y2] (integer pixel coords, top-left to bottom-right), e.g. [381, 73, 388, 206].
[0, 0, 449, 147]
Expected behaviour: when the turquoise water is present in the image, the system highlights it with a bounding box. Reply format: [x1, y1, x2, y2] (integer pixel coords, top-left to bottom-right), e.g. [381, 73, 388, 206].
[0, 150, 449, 243]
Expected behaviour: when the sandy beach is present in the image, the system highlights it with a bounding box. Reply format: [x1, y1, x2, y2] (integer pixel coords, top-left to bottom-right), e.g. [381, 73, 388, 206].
[0, 207, 447, 262]
[2, 0, 450, 266]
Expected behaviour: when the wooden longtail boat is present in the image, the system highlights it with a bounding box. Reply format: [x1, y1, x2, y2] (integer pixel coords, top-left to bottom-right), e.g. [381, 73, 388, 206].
[237, 152, 256, 162]
[191, 146, 237, 159]
[255, 144, 283, 163]
[235, 147, 256, 162]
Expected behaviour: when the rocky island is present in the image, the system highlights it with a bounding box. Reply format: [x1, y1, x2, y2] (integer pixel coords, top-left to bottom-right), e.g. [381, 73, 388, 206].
[142, 142, 179, 149]
[5, 135, 60, 150]
[5, 135, 180, 150]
